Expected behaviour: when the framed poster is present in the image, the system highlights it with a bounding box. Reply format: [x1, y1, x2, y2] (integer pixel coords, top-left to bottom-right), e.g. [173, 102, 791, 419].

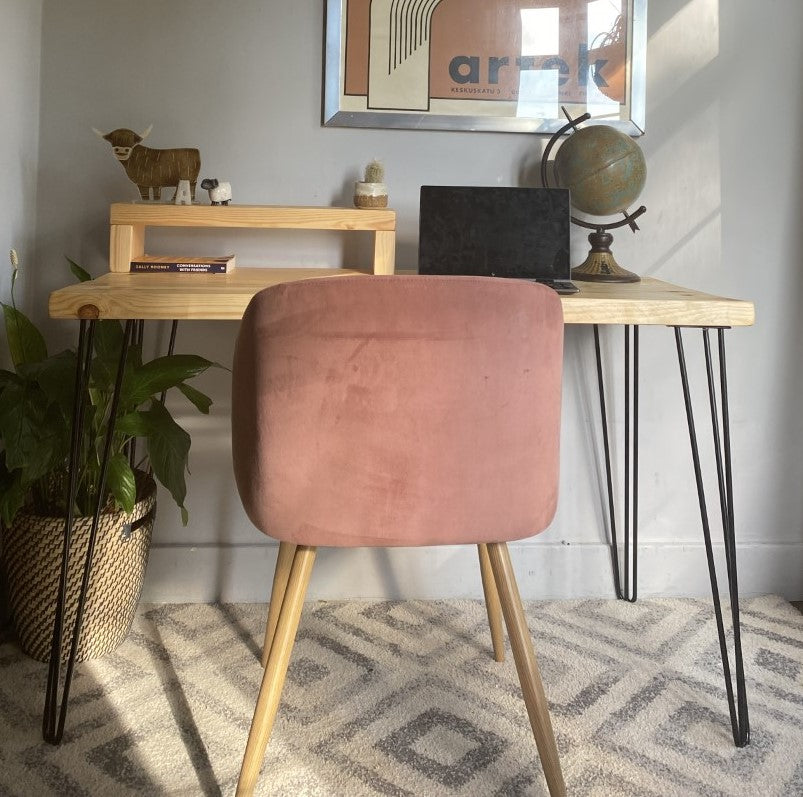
[324, 0, 647, 135]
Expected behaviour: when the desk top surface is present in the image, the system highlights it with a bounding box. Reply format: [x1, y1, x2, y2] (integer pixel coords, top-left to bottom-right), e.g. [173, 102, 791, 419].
[48, 270, 755, 327]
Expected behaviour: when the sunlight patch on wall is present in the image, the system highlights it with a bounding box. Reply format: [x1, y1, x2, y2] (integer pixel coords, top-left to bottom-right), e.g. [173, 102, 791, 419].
[634, 0, 722, 281]
[640, 101, 722, 283]
[649, 0, 719, 95]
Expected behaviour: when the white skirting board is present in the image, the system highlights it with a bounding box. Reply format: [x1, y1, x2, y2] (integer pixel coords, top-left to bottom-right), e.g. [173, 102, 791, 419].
[141, 541, 803, 603]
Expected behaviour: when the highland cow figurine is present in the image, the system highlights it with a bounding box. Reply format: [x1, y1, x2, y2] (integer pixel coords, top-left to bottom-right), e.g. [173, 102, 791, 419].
[93, 124, 201, 202]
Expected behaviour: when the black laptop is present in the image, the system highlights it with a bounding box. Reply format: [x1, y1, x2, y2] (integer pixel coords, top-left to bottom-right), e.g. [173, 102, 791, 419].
[418, 186, 578, 294]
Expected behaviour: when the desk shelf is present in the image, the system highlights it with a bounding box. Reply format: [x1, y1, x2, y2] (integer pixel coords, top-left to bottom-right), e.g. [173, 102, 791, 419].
[108, 202, 397, 275]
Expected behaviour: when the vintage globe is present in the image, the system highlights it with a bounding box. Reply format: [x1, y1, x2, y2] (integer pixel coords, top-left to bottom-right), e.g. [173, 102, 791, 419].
[541, 116, 647, 283]
[554, 125, 646, 218]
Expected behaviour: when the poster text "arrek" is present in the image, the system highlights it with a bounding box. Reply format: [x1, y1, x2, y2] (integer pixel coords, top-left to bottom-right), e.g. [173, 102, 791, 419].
[449, 45, 611, 88]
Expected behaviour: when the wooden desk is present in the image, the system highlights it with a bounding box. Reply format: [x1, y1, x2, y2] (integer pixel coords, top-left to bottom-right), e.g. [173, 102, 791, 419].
[49, 201, 753, 327]
[50, 273, 755, 326]
[45, 204, 755, 749]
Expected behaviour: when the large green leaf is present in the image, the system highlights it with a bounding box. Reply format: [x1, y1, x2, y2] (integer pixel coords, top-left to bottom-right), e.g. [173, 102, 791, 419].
[37, 401, 71, 471]
[91, 329, 135, 395]
[140, 400, 191, 523]
[93, 320, 125, 362]
[2, 304, 47, 367]
[18, 405, 67, 484]
[0, 382, 49, 473]
[124, 355, 215, 407]
[22, 350, 78, 416]
[115, 410, 152, 438]
[107, 452, 136, 514]
[66, 257, 93, 283]
[177, 382, 213, 414]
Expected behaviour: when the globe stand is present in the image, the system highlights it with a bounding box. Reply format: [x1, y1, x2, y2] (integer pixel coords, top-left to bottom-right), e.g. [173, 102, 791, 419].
[540, 108, 647, 285]
[573, 229, 640, 283]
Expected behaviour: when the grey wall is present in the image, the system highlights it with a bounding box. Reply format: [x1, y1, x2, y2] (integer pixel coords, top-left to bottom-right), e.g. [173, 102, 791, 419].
[0, 0, 43, 623]
[26, 0, 803, 601]
[0, 0, 42, 318]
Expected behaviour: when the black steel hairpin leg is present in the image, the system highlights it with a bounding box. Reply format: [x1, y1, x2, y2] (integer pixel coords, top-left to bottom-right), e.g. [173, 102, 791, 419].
[127, 321, 145, 468]
[159, 320, 180, 403]
[43, 319, 135, 745]
[674, 326, 749, 747]
[594, 324, 639, 602]
[43, 319, 94, 740]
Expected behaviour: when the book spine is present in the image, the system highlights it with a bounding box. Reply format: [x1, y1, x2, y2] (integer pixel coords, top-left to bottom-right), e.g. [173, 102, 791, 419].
[130, 262, 230, 273]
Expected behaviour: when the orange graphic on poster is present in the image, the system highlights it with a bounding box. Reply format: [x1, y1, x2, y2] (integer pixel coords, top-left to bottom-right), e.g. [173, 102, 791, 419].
[343, 0, 628, 112]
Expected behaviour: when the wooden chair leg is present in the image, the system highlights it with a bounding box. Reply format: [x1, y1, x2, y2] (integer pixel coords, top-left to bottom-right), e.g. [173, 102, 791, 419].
[486, 542, 565, 797]
[261, 541, 297, 667]
[237, 545, 316, 797]
[477, 543, 505, 662]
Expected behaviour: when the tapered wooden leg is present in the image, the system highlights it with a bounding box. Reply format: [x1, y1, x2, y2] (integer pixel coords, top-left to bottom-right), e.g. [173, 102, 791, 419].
[237, 545, 316, 797]
[261, 541, 297, 667]
[486, 543, 565, 797]
[477, 544, 505, 662]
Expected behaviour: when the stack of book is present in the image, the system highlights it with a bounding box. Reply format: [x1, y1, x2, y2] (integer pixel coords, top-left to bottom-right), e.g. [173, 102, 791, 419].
[129, 254, 236, 274]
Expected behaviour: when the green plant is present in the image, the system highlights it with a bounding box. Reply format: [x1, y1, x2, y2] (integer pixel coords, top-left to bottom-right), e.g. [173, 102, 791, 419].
[0, 252, 217, 527]
[363, 159, 385, 183]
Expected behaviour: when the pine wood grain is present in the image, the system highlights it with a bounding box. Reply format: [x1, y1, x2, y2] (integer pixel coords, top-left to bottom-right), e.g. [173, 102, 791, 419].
[560, 278, 754, 327]
[372, 229, 396, 274]
[50, 273, 755, 325]
[107, 203, 396, 272]
[109, 203, 397, 230]
[49, 267, 369, 319]
[109, 222, 145, 273]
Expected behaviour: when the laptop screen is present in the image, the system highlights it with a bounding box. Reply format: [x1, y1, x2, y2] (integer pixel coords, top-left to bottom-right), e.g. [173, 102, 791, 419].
[418, 186, 571, 281]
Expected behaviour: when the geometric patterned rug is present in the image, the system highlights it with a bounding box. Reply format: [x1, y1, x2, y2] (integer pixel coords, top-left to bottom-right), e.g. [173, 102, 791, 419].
[0, 596, 801, 796]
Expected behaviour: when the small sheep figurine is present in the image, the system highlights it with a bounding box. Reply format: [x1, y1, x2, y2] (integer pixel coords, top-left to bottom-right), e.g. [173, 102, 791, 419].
[201, 178, 232, 205]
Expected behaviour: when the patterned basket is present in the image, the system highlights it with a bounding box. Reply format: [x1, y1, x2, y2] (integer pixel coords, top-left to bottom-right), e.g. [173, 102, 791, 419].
[1, 473, 156, 663]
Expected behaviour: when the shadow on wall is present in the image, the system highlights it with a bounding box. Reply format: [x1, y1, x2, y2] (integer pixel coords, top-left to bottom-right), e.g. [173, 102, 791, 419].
[514, 0, 723, 285]
[769, 71, 803, 590]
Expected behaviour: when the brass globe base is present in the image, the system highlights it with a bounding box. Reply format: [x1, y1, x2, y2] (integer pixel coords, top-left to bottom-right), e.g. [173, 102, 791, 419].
[571, 231, 640, 283]
[572, 252, 640, 283]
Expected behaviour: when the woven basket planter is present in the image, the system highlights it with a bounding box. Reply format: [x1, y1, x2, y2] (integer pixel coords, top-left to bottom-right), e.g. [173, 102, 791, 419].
[2, 473, 156, 663]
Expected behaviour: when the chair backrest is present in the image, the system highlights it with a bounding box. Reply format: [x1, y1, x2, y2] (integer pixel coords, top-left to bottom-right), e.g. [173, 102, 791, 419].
[231, 275, 563, 547]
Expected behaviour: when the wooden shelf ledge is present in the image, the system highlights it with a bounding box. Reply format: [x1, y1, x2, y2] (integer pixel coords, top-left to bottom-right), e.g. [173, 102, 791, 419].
[109, 203, 396, 231]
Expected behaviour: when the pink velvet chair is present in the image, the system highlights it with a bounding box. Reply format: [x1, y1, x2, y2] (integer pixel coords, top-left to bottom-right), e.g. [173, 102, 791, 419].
[231, 275, 565, 796]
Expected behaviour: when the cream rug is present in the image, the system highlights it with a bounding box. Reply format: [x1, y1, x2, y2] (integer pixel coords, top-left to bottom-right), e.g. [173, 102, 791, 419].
[0, 596, 801, 796]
